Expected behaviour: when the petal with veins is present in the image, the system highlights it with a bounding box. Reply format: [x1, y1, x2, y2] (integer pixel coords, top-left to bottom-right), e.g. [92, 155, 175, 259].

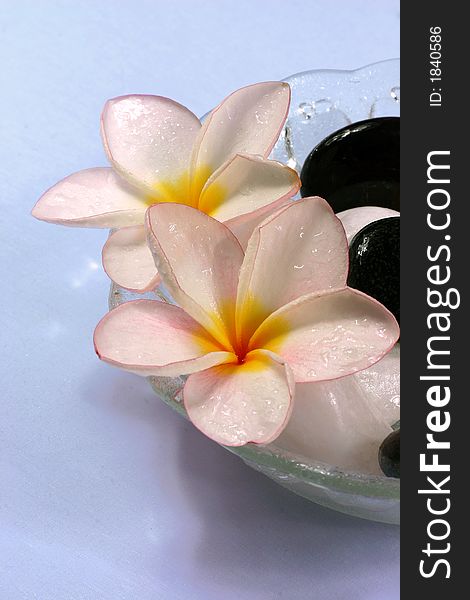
[198, 153, 300, 222]
[224, 196, 292, 250]
[94, 300, 234, 377]
[32, 168, 147, 228]
[184, 349, 294, 446]
[192, 82, 290, 177]
[236, 197, 349, 345]
[146, 203, 244, 350]
[102, 226, 161, 292]
[250, 287, 399, 383]
[101, 95, 201, 192]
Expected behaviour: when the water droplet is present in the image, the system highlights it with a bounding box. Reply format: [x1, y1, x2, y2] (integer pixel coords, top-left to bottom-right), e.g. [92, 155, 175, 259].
[298, 102, 315, 121]
[391, 86, 400, 102]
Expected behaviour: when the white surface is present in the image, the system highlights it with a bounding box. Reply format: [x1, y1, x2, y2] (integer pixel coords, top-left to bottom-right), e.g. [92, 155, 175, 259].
[0, 1, 400, 598]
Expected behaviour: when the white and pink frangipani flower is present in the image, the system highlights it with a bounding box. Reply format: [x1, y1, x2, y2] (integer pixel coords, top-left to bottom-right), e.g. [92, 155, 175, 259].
[94, 197, 400, 447]
[32, 82, 299, 292]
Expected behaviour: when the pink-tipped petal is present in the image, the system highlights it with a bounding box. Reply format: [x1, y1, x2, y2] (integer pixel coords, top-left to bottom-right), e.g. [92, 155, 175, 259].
[146, 203, 244, 350]
[32, 168, 147, 228]
[236, 197, 349, 343]
[337, 206, 400, 243]
[184, 348, 294, 446]
[192, 82, 290, 176]
[102, 226, 161, 292]
[101, 95, 201, 191]
[251, 287, 400, 383]
[198, 154, 300, 222]
[224, 196, 292, 250]
[94, 300, 235, 377]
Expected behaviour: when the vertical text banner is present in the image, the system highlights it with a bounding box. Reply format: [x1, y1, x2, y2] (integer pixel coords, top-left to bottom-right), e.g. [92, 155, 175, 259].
[401, 2, 466, 597]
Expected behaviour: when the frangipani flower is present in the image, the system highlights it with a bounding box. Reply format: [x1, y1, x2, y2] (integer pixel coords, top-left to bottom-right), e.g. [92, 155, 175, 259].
[32, 82, 299, 291]
[94, 197, 399, 447]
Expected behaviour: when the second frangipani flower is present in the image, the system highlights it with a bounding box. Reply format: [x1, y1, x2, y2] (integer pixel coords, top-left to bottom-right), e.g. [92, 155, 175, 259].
[32, 82, 299, 291]
[94, 197, 400, 447]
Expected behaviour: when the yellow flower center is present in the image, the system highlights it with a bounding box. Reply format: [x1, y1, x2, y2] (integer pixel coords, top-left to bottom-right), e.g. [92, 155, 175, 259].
[144, 166, 226, 215]
[207, 296, 291, 372]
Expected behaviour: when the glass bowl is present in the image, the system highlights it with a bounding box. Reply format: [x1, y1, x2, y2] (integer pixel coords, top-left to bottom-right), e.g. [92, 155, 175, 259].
[109, 59, 400, 524]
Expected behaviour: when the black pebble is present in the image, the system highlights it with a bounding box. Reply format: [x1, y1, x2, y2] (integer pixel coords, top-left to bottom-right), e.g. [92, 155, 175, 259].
[379, 429, 400, 478]
[348, 217, 400, 323]
[300, 117, 400, 213]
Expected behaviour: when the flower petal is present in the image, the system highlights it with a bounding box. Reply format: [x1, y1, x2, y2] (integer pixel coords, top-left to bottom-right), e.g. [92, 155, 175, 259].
[192, 82, 290, 177]
[337, 206, 399, 243]
[146, 203, 244, 350]
[102, 226, 161, 292]
[224, 196, 292, 250]
[250, 287, 399, 383]
[94, 299, 234, 377]
[184, 348, 294, 446]
[101, 95, 201, 191]
[353, 343, 400, 427]
[31, 168, 147, 228]
[236, 197, 349, 345]
[275, 376, 393, 475]
[198, 153, 300, 222]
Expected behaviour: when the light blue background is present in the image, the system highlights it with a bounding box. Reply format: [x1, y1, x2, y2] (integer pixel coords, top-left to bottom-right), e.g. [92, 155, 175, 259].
[0, 1, 400, 598]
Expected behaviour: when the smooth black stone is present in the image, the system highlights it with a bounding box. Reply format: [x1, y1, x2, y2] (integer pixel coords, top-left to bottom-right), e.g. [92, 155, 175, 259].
[300, 117, 400, 213]
[379, 429, 400, 478]
[347, 217, 400, 323]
